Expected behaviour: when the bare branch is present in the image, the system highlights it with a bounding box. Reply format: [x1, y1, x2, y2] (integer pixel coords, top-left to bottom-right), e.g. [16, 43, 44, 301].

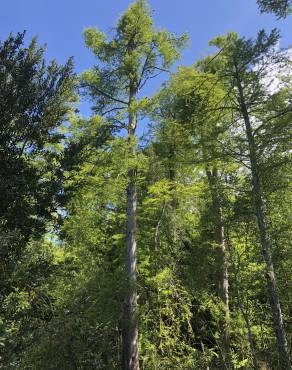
[81, 83, 128, 106]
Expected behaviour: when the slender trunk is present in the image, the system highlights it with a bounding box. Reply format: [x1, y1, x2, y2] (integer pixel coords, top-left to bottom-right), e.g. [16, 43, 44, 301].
[206, 168, 231, 369]
[234, 269, 259, 369]
[241, 304, 259, 370]
[231, 236, 259, 370]
[122, 86, 139, 370]
[236, 76, 291, 369]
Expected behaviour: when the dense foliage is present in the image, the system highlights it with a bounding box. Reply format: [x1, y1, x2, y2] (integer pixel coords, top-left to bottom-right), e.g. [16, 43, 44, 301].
[0, 1, 291, 369]
[257, 0, 292, 18]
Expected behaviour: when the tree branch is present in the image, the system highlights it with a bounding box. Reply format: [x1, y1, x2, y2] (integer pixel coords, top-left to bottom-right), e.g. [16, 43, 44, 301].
[82, 83, 129, 106]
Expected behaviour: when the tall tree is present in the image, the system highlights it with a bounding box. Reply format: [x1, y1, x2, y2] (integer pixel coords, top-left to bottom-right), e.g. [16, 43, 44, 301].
[80, 1, 186, 368]
[0, 31, 74, 278]
[155, 67, 233, 368]
[0, 32, 74, 245]
[208, 30, 291, 369]
[0, 31, 75, 365]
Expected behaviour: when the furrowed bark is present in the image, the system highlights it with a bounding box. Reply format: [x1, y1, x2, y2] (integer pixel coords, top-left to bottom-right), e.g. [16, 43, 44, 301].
[236, 75, 291, 370]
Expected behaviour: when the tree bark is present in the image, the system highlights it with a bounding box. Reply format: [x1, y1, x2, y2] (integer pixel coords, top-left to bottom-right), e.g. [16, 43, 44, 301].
[236, 75, 291, 370]
[206, 168, 231, 369]
[122, 85, 139, 370]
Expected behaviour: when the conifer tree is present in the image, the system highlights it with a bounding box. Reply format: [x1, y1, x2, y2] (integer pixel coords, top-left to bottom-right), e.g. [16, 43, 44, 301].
[0, 31, 75, 366]
[207, 30, 291, 369]
[155, 67, 233, 368]
[80, 2, 186, 368]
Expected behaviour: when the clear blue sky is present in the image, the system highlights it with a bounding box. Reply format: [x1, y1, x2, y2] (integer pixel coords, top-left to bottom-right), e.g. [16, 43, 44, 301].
[1, 0, 291, 117]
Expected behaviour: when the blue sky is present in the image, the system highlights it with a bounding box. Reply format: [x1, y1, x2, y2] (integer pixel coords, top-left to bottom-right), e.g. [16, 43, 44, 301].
[1, 0, 291, 118]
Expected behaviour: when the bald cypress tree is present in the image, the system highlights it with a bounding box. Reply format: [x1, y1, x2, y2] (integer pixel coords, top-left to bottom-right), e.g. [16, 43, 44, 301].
[80, 2, 186, 368]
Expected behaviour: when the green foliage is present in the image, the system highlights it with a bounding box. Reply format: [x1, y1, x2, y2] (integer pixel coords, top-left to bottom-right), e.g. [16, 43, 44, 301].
[81, 0, 187, 126]
[0, 31, 75, 367]
[257, 0, 292, 17]
[1, 3, 291, 369]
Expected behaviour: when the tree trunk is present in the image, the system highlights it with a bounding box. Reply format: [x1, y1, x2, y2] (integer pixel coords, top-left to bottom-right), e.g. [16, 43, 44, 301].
[242, 306, 259, 370]
[236, 77, 291, 370]
[122, 86, 139, 370]
[206, 168, 231, 369]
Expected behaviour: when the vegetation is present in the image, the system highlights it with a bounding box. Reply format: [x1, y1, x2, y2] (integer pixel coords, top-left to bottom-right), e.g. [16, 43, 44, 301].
[257, 0, 292, 18]
[0, 1, 291, 369]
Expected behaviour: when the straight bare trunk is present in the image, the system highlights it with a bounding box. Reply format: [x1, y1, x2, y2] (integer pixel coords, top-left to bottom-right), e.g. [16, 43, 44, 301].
[122, 86, 139, 370]
[236, 76, 291, 370]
